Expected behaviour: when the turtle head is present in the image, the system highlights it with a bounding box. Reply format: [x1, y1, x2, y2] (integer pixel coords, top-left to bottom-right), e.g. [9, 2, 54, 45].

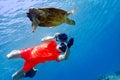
[26, 8, 39, 21]
[27, 8, 38, 14]
[26, 8, 39, 32]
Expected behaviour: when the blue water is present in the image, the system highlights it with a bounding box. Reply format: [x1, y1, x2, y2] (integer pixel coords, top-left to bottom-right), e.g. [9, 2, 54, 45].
[0, 0, 120, 80]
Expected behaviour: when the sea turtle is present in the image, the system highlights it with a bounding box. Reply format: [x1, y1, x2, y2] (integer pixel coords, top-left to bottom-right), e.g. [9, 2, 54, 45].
[26, 7, 76, 32]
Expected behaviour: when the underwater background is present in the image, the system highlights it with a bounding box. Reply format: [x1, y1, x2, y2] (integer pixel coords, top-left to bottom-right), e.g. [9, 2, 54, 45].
[0, 0, 120, 80]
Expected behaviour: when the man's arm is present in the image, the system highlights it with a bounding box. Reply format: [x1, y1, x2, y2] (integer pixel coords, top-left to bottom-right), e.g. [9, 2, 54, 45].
[41, 36, 54, 42]
[41, 33, 61, 43]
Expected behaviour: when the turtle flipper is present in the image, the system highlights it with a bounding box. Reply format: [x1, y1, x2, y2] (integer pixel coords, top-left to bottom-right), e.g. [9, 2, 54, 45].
[65, 18, 75, 25]
[67, 8, 77, 15]
[32, 23, 38, 32]
[32, 17, 39, 32]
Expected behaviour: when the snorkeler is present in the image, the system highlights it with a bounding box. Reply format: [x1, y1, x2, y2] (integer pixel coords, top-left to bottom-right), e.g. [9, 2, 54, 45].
[6, 33, 74, 80]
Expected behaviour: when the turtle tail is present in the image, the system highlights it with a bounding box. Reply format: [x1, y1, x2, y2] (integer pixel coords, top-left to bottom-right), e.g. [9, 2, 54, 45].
[65, 18, 75, 25]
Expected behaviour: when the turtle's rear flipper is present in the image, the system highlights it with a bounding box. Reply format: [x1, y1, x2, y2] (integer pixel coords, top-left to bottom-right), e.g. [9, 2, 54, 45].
[67, 8, 77, 15]
[66, 18, 75, 25]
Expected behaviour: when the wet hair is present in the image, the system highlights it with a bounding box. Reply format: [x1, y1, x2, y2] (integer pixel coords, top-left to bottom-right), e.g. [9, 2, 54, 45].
[57, 33, 68, 42]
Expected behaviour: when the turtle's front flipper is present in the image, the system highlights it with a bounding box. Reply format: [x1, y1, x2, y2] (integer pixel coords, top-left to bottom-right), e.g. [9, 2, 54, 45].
[32, 17, 39, 32]
[65, 18, 75, 25]
[32, 24, 38, 32]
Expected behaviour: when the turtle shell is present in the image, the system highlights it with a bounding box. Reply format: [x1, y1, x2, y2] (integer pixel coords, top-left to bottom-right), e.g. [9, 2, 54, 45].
[28, 8, 68, 27]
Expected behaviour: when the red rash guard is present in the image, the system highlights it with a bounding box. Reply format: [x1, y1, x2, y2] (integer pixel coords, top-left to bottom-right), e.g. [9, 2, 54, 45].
[20, 40, 60, 72]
